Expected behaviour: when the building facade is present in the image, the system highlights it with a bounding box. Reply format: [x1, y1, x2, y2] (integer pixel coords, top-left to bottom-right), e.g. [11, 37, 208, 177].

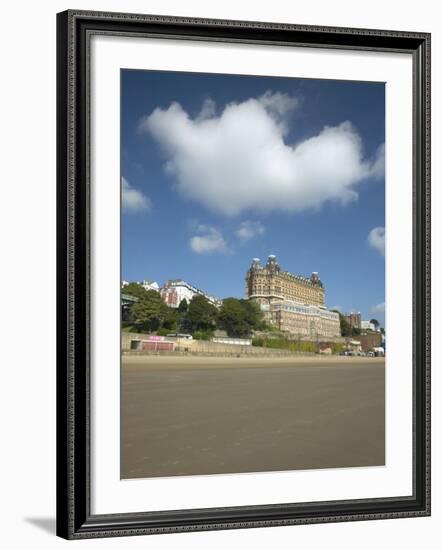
[246, 255, 340, 339]
[354, 332, 383, 353]
[246, 255, 325, 307]
[267, 301, 341, 339]
[344, 311, 361, 329]
[122, 279, 160, 292]
[140, 279, 160, 292]
[361, 320, 377, 331]
[160, 279, 222, 309]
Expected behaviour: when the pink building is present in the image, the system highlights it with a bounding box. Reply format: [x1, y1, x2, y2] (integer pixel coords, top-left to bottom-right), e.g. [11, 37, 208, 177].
[160, 279, 221, 308]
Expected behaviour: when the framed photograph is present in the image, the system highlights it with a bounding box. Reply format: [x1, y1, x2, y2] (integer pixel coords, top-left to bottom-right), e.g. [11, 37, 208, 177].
[56, 10, 430, 539]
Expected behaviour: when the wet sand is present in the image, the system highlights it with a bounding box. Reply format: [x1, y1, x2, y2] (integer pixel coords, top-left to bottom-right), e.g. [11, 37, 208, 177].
[122, 355, 385, 479]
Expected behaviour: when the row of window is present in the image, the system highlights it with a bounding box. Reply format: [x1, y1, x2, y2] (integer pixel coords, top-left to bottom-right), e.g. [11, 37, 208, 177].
[251, 281, 322, 292]
[272, 304, 339, 319]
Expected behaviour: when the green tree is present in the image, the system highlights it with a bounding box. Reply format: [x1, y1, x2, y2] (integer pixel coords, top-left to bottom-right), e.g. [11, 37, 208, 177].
[333, 311, 353, 337]
[185, 295, 218, 333]
[122, 282, 149, 299]
[331, 310, 362, 337]
[176, 298, 190, 333]
[162, 306, 179, 331]
[218, 298, 249, 337]
[131, 290, 166, 332]
[192, 330, 213, 341]
[370, 318, 380, 331]
[240, 299, 264, 330]
[218, 298, 263, 337]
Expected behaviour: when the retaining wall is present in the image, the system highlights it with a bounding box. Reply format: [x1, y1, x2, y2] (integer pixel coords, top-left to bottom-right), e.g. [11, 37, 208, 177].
[122, 331, 314, 357]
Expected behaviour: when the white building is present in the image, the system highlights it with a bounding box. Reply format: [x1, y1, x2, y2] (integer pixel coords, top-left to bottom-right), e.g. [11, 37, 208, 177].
[140, 279, 160, 292]
[265, 300, 341, 339]
[160, 279, 221, 308]
[361, 320, 377, 331]
[121, 279, 159, 292]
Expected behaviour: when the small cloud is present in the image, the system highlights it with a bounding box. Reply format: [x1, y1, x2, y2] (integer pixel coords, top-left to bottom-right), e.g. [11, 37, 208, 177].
[368, 226, 385, 256]
[371, 302, 385, 313]
[122, 177, 151, 212]
[236, 221, 265, 243]
[189, 224, 226, 254]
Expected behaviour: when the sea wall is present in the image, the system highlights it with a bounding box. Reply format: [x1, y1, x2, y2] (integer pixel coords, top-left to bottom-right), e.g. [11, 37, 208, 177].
[122, 331, 314, 357]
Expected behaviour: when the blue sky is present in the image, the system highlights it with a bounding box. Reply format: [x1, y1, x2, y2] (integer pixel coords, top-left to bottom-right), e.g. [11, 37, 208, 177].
[121, 70, 385, 325]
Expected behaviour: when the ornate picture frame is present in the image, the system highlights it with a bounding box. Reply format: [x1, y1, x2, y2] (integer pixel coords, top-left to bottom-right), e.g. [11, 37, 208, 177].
[56, 10, 430, 539]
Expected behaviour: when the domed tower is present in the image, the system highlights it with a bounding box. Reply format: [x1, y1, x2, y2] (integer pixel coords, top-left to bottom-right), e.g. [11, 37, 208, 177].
[245, 257, 263, 302]
[266, 254, 280, 272]
[310, 271, 323, 287]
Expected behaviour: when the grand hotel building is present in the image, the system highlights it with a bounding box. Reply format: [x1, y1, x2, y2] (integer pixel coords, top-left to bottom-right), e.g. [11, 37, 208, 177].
[246, 255, 341, 339]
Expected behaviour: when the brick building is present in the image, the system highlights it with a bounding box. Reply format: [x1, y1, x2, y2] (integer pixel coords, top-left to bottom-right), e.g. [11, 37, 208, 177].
[344, 311, 361, 330]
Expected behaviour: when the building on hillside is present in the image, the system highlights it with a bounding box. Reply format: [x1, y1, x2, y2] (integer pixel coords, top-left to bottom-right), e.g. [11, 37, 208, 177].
[361, 320, 377, 331]
[160, 279, 222, 309]
[344, 311, 361, 329]
[246, 255, 340, 339]
[140, 279, 160, 292]
[353, 331, 383, 353]
[262, 301, 341, 339]
[121, 279, 160, 292]
[246, 255, 325, 307]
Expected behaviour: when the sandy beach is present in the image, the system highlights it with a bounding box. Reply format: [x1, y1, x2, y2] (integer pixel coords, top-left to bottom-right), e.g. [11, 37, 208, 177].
[123, 353, 385, 368]
[122, 355, 385, 479]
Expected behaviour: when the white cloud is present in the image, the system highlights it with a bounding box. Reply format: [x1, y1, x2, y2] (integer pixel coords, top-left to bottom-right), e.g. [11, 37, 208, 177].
[371, 302, 385, 314]
[236, 220, 265, 243]
[189, 224, 226, 254]
[122, 177, 151, 212]
[256, 91, 300, 135]
[197, 98, 216, 121]
[368, 226, 385, 256]
[371, 144, 385, 180]
[140, 92, 383, 216]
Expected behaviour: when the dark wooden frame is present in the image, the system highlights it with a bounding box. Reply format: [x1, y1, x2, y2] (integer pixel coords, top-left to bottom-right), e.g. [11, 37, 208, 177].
[56, 9, 431, 539]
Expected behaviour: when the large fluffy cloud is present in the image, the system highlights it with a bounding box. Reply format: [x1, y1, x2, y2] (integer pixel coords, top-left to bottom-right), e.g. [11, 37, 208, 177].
[368, 226, 385, 256]
[140, 92, 384, 216]
[122, 177, 151, 212]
